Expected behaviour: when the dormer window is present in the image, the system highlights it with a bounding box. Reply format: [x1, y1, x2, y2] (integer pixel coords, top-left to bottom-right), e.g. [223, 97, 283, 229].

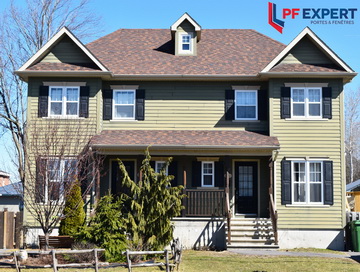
[171, 13, 201, 56]
[180, 33, 193, 54]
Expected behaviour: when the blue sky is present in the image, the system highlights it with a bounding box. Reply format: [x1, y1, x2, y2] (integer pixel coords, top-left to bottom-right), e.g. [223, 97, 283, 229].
[0, 0, 359, 179]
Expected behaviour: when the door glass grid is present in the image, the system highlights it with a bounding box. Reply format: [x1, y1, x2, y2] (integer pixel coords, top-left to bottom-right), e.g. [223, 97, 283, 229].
[238, 166, 253, 197]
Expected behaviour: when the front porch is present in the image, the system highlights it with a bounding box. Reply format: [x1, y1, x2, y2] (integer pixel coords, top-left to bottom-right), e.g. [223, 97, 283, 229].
[91, 129, 280, 249]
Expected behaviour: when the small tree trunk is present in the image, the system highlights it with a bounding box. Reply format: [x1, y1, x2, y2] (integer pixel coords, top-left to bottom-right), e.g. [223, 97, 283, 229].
[45, 232, 50, 251]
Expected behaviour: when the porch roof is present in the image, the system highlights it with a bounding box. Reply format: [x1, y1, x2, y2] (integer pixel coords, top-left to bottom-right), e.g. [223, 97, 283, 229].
[90, 130, 279, 151]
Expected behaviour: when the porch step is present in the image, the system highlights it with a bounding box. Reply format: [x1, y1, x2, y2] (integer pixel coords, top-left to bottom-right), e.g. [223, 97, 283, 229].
[226, 217, 278, 249]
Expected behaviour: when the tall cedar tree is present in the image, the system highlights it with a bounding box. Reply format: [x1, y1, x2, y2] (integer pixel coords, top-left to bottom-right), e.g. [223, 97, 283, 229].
[118, 149, 185, 251]
[59, 181, 85, 235]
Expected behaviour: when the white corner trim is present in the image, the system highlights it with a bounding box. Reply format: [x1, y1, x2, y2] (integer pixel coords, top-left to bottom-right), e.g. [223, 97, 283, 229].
[170, 13, 201, 31]
[110, 85, 139, 90]
[284, 83, 329, 88]
[232, 85, 261, 90]
[261, 27, 354, 73]
[18, 27, 108, 72]
[43, 82, 86, 87]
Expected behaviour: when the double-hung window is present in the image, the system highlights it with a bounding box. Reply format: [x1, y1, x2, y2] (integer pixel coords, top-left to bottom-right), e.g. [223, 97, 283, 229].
[43, 158, 77, 203]
[113, 90, 135, 119]
[292, 161, 323, 204]
[49, 86, 79, 117]
[291, 87, 321, 118]
[155, 161, 168, 175]
[201, 161, 214, 187]
[235, 90, 258, 120]
[179, 33, 193, 54]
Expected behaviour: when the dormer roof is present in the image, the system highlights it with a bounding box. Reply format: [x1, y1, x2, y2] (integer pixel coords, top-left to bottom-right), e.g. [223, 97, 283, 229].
[170, 12, 202, 41]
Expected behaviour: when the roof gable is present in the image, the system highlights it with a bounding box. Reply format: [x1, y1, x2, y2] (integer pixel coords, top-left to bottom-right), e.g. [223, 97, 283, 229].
[171, 13, 201, 41]
[262, 27, 354, 73]
[18, 27, 108, 72]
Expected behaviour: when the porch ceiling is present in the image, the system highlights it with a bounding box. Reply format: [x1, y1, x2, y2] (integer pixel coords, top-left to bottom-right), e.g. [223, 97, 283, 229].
[90, 130, 279, 155]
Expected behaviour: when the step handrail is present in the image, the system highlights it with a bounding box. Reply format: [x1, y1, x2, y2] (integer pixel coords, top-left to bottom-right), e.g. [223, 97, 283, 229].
[225, 171, 231, 245]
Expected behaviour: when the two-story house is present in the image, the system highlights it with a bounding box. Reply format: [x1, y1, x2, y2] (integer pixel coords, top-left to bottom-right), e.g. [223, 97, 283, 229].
[17, 13, 356, 250]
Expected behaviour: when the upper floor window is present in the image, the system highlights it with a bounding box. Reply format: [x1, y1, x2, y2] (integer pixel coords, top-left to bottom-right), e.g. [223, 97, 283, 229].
[201, 161, 214, 187]
[235, 90, 258, 120]
[113, 90, 135, 119]
[49, 86, 79, 117]
[179, 33, 193, 54]
[291, 87, 321, 118]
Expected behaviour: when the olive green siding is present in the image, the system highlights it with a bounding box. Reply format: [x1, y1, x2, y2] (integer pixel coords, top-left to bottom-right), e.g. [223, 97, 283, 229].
[102, 81, 268, 133]
[269, 78, 344, 230]
[25, 77, 102, 226]
[280, 36, 336, 65]
[40, 36, 94, 64]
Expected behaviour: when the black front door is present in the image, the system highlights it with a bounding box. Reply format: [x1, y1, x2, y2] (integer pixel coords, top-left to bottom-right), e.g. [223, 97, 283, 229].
[235, 161, 258, 214]
[111, 160, 135, 196]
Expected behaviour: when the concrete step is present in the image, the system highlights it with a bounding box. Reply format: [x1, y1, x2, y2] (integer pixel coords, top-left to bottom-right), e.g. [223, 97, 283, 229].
[225, 217, 277, 249]
[227, 244, 279, 249]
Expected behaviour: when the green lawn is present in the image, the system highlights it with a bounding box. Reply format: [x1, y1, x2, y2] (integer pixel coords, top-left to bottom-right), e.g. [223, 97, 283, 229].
[0, 250, 359, 272]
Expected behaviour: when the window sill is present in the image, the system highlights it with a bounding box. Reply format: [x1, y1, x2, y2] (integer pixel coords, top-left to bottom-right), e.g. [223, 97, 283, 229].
[285, 118, 328, 121]
[285, 204, 330, 207]
[43, 116, 85, 120]
[109, 119, 138, 122]
[232, 120, 260, 123]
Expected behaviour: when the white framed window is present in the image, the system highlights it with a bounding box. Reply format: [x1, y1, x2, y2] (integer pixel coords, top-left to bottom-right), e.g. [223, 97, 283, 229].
[291, 87, 322, 118]
[235, 90, 258, 120]
[201, 161, 214, 187]
[155, 161, 168, 175]
[292, 161, 323, 204]
[113, 90, 135, 119]
[44, 158, 77, 203]
[49, 86, 79, 117]
[179, 33, 193, 54]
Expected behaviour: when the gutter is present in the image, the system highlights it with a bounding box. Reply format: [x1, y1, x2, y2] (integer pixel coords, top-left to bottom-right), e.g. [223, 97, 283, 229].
[92, 144, 280, 150]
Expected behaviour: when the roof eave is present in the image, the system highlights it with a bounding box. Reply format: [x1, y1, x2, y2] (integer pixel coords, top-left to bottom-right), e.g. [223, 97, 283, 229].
[15, 70, 112, 82]
[92, 144, 280, 150]
[259, 71, 357, 83]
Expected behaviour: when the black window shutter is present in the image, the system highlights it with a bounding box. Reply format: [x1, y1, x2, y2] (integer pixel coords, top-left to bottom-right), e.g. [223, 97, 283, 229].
[215, 161, 224, 187]
[192, 161, 201, 187]
[225, 90, 235, 120]
[35, 158, 46, 203]
[150, 161, 155, 169]
[103, 89, 113, 120]
[323, 161, 333, 205]
[322, 87, 332, 119]
[281, 87, 291, 119]
[79, 86, 90, 118]
[168, 161, 178, 187]
[38, 86, 49, 117]
[258, 90, 268, 121]
[136, 89, 145, 121]
[281, 159, 292, 205]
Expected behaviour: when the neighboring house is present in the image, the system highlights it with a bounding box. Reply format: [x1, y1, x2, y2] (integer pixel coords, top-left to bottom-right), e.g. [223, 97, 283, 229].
[346, 180, 360, 192]
[0, 171, 10, 187]
[16, 13, 356, 250]
[0, 182, 23, 212]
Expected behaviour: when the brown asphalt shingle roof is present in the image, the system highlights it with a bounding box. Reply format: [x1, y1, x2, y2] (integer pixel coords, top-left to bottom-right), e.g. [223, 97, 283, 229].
[28, 62, 101, 71]
[85, 29, 286, 75]
[269, 63, 346, 73]
[91, 130, 279, 148]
